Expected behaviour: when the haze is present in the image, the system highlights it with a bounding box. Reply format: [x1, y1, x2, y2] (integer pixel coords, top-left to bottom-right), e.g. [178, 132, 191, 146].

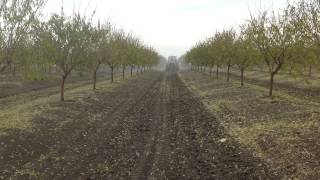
[45, 0, 289, 57]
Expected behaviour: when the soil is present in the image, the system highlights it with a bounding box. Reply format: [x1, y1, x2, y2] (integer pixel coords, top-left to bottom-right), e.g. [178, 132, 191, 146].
[0, 71, 278, 180]
[224, 71, 320, 103]
[179, 70, 320, 179]
[0, 71, 127, 110]
[0, 70, 125, 99]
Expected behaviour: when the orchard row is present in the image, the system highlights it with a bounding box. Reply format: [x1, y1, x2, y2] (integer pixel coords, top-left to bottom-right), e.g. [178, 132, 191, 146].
[0, 0, 160, 101]
[184, 0, 320, 96]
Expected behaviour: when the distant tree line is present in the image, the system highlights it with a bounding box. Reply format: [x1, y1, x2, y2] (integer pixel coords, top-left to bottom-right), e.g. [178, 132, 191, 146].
[184, 0, 320, 96]
[0, 0, 159, 101]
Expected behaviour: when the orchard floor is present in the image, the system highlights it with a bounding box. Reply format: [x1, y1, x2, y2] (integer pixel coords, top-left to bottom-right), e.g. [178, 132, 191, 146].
[0, 70, 125, 99]
[180, 70, 320, 180]
[0, 71, 277, 180]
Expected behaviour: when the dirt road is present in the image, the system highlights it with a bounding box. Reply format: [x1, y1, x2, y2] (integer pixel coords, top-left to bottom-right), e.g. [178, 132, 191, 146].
[0, 71, 278, 179]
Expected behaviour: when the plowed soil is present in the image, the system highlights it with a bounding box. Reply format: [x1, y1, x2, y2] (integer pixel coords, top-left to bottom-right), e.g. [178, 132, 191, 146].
[0, 71, 278, 180]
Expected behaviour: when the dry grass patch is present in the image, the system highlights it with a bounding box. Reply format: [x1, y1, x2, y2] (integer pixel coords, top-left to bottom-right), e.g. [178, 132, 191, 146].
[180, 70, 320, 179]
[0, 75, 135, 131]
[231, 117, 320, 179]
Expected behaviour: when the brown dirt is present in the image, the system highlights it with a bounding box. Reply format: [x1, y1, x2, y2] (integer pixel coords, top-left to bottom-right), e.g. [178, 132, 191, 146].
[0, 71, 278, 180]
[224, 71, 320, 103]
[0, 70, 125, 99]
[180, 70, 320, 179]
[0, 71, 127, 111]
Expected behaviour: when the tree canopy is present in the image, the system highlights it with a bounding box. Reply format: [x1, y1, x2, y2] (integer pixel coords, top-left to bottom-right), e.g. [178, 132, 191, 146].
[184, 0, 320, 96]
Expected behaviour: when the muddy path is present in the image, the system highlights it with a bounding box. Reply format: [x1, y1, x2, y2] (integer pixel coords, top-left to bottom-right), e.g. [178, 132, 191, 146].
[0, 71, 278, 179]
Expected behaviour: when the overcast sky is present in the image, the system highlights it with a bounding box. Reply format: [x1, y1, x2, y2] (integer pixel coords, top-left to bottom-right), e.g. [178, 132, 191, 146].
[44, 0, 289, 58]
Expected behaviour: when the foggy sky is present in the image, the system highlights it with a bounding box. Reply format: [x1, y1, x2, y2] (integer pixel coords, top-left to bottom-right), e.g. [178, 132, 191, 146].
[44, 0, 289, 57]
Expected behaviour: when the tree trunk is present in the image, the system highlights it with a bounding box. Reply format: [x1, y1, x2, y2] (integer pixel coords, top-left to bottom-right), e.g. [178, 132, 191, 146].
[289, 66, 294, 75]
[216, 65, 219, 79]
[240, 68, 244, 87]
[93, 69, 97, 90]
[209, 66, 213, 77]
[227, 64, 231, 82]
[12, 65, 16, 77]
[122, 65, 125, 80]
[269, 73, 275, 97]
[131, 66, 134, 77]
[111, 65, 114, 83]
[309, 65, 312, 77]
[0, 59, 9, 73]
[60, 76, 67, 101]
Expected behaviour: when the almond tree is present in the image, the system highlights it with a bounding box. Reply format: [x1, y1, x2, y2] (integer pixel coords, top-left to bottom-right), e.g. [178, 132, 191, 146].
[185, 40, 213, 75]
[197, 41, 211, 73]
[39, 13, 90, 101]
[85, 22, 111, 89]
[289, 0, 320, 76]
[0, 0, 46, 73]
[17, 20, 52, 80]
[106, 31, 125, 83]
[127, 37, 141, 77]
[247, 10, 295, 96]
[119, 34, 131, 80]
[216, 29, 236, 81]
[208, 33, 230, 79]
[187, 41, 212, 73]
[144, 47, 159, 70]
[187, 31, 238, 79]
[234, 28, 259, 86]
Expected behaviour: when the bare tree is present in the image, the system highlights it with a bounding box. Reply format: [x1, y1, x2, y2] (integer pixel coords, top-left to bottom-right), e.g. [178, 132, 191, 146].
[289, 0, 320, 75]
[85, 22, 111, 89]
[234, 28, 259, 86]
[0, 0, 47, 73]
[247, 10, 294, 96]
[106, 30, 126, 83]
[39, 13, 90, 101]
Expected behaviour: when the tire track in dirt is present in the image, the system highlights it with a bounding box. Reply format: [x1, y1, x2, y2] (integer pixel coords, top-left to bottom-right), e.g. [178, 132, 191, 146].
[130, 74, 169, 180]
[146, 71, 279, 180]
[130, 70, 279, 179]
[31, 73, 163, 179]
[0, 71, 279, 179]
[0, 72, 162, 179]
